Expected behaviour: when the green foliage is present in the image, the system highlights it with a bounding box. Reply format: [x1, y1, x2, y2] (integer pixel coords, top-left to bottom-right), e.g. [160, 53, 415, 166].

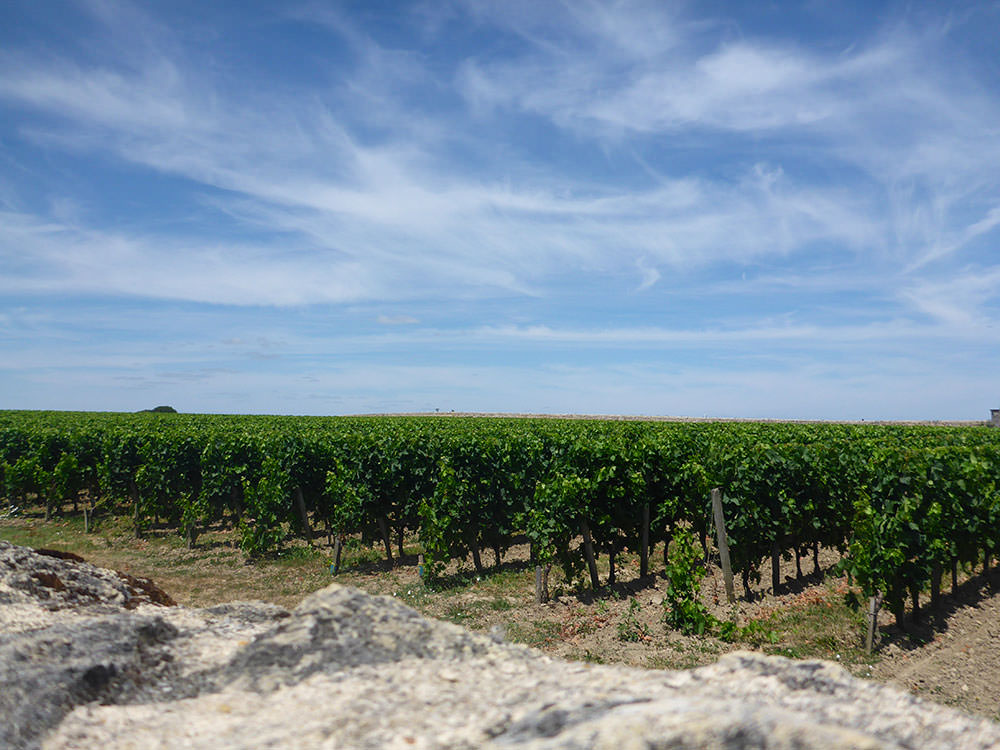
[417, 461, 461, 580]
[0, 408, 998, 620]
[177, 490, 210, 546]
[4, 454, 45, 501]
[662, 527, 714, 635]
[324, 459, 366, 536]
[525, 471, 589, 581]
[661, 528, 780, 643]
[238, 457, 290, 556]
[717, 617, 779, 645]
[616, 597, 651, 642]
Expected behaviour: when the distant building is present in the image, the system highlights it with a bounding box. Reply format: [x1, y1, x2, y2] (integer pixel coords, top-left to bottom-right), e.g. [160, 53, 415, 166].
[991, 409, 1000, 427]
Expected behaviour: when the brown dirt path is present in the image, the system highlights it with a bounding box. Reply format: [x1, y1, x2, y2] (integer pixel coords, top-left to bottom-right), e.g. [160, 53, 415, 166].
[864, 575, 1000, 720]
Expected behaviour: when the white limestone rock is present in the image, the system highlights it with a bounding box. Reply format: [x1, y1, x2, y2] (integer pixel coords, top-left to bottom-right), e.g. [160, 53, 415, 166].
[2, 541, 999, 750]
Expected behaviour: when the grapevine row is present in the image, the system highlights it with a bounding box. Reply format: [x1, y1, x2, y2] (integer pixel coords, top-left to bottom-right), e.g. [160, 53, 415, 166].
[1, 411, 998, 627]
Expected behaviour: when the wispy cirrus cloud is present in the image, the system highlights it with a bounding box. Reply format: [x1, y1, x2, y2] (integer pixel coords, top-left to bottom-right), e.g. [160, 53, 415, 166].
[0, 211, 376, 306]
[453, 2, 1000, 279]
[0, 0, 895, 303]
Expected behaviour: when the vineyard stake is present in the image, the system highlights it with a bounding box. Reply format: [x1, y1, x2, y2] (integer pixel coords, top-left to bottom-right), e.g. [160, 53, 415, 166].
[333, 534, 343, 574]
[865, 594, 882, 653]
[294, 487, 313, 543]
[579, 520, 600, 590]
[377, 516, 394, 566]
[640, 504, 650, 578]
[129, 476, 141, 539]
[770, 542, 781, 595]
[535, 565, 544, 603]
[711, 488, 735, 604]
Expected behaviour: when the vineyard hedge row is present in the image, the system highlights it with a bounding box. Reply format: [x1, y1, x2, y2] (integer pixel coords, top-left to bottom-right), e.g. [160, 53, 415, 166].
[2, 411, 999, 625]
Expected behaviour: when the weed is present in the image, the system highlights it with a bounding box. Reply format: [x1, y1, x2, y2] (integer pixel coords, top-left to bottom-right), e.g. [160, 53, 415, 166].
[761, 585, 875, 666]
[717, 617, 780, 646]
[617, 598, 651, 642]
[507, 620, 561, 649]
[442, 604, 474, 625]
[662, 528, 714, 636]
[582, 649, 605, 664]
[394, 586, 433, 608]
[273, 545, 323, 564]
[342, 544, 384, 567]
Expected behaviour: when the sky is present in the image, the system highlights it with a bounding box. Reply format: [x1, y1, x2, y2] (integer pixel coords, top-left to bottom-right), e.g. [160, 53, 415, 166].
[1, 0, 999, 420]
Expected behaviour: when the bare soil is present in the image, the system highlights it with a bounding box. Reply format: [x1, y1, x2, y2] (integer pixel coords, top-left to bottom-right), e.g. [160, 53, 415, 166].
[866, 571, 1000, 719]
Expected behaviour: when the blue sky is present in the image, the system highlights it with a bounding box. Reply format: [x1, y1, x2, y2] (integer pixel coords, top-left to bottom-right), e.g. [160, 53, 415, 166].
[1, 0, 999, 419]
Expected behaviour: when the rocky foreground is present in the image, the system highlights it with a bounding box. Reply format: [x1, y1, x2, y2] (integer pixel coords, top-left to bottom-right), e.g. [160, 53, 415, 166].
[2, 541, 999, 749]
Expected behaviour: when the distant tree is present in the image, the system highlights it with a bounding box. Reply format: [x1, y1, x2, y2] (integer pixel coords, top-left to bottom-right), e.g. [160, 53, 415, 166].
[138, 406, 178, 414]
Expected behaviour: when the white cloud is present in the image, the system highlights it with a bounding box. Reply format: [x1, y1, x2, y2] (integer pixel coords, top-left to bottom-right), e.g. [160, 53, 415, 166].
[0, 211, 377, 306]
[635, 257, 660, 291]
[906, 204, 1000, 270]
[897, 267, 1000, 327]
[377, 314, 419, 325]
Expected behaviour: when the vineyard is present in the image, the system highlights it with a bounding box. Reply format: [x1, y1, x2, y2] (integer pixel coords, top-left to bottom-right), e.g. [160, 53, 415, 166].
[2, 410, 999, 635]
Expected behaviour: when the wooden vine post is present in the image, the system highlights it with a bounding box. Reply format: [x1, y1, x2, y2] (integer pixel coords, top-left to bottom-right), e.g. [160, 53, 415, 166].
[930, 563, 942, 612]
[376, 516, 394, 566]
[710, 488, 735, 604]
[294, 487, 313, 543]
[129, 476, 141, 538]
[535, 566, 545, 603]
[332, 534, 344, 574]
[579, 519, 600, 590]
[771, 542, 781, 595]
[640, 504, 650, 578]
[865, 593, 883, 654]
